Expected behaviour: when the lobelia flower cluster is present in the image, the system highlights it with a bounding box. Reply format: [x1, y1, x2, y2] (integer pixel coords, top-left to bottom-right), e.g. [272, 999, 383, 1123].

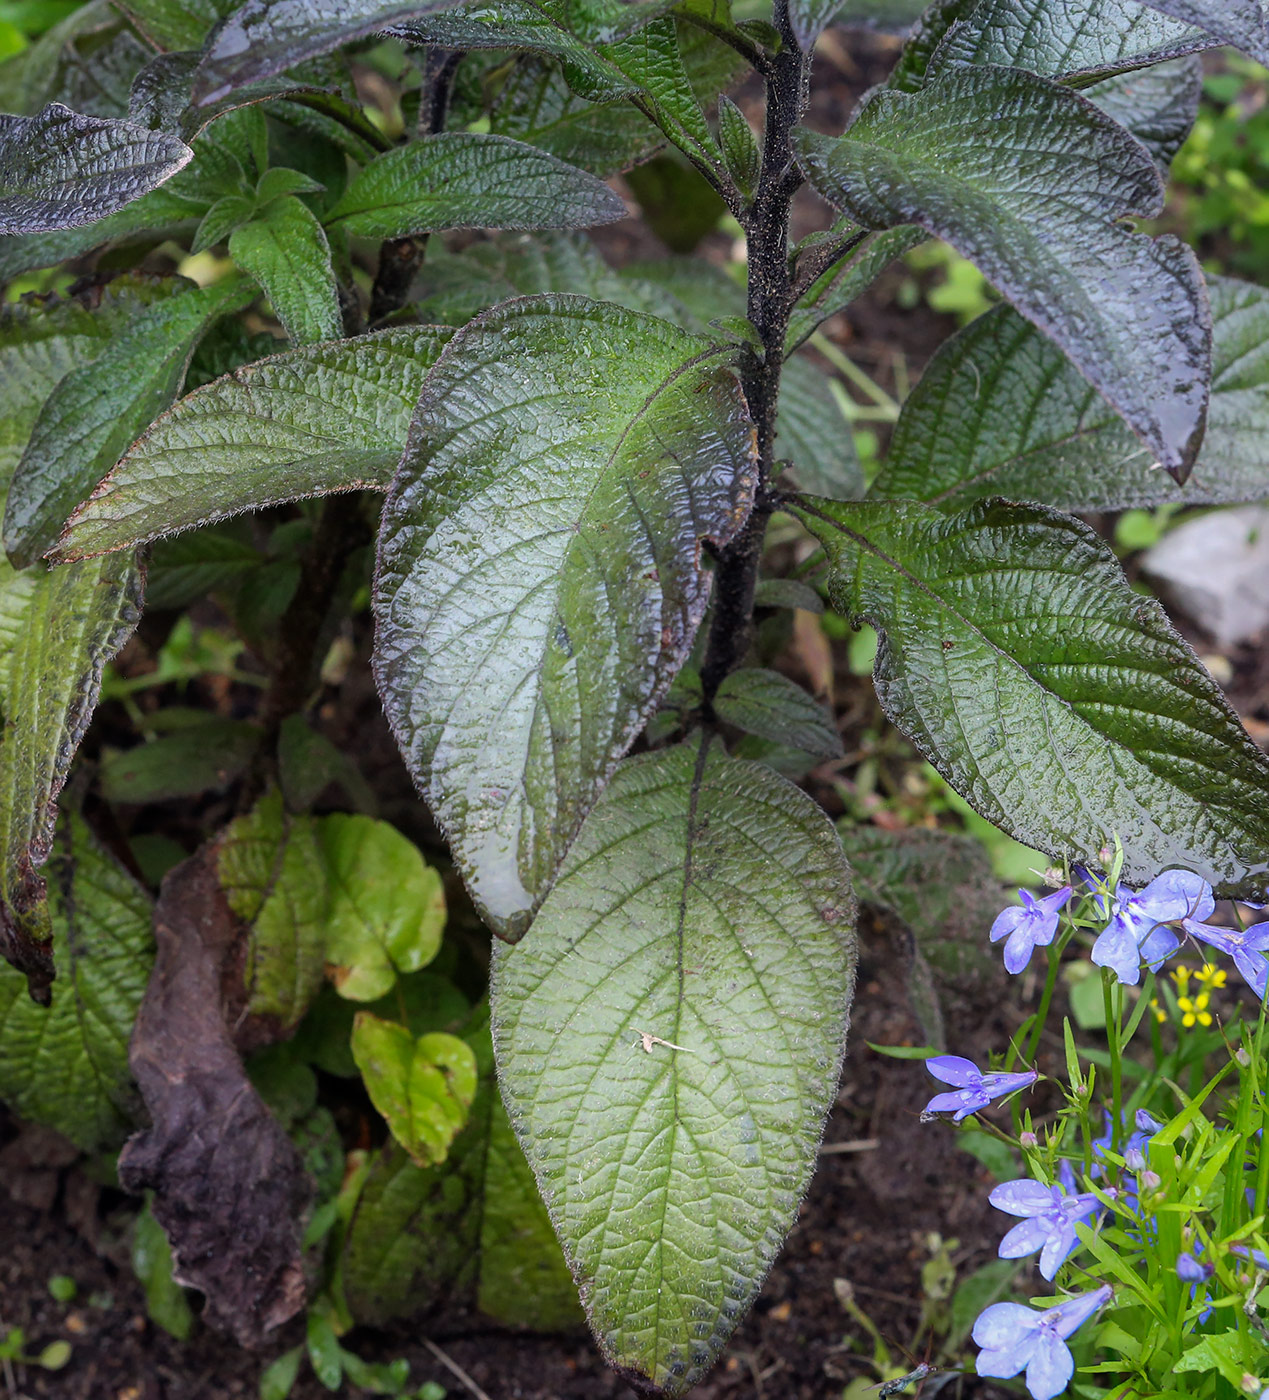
[919, 861, 1269, 1398]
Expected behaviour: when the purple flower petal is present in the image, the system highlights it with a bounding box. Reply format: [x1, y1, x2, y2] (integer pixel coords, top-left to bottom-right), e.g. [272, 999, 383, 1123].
[924, 1089, 983, 1119]
[980, 1070, 1038, 1098]
[1092, 918, 1142, 985]
[999, 1217, 1054, 1260]
[925, 1055, 981, 1087]
[1025, 1330, 1075, 1400]
[1048, 1284, 1113, 1340]
[1176, 1252, 1206, 1283]
[1038, 1223, 1080, 1281]
[972, 1302, 1038, 1353]
[990, 903, 1028, 944]
[990, 1180, 1058, 1218]
[1136, 870, 1214, 924]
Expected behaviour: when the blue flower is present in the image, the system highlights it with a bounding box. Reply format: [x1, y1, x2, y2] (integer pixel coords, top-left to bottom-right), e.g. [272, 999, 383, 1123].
[990, 887, 1072, 974]
[974, 1285, 1112, 1400]
[1176, 1246, 1213, 1323]
[922, 1056, 1038, 1123]
[990, 1175, 1102, 1281]
[1182, 919, 1269, 998]
[1091, 871, 1214, 985]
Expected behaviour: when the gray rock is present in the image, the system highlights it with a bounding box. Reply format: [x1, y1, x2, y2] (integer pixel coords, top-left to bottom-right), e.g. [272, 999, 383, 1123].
[1143, 505, 1269, 647]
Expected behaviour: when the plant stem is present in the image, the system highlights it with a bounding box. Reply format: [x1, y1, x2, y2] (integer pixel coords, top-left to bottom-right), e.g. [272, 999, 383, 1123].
[700, 0, 807, 705]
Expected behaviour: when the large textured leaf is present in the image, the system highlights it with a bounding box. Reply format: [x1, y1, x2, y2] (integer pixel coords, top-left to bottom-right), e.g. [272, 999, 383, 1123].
[229, 197, 341, 345]
[1139, 1, 1269, 62]
[793, 66, 1209, 479]
[0, 813, 153, 1150]
[0, 102, 192, 234]
[1086, 57, 1202, 172]
[871, 275, 1269, 512]
[492, 738, 857, 1395]
[325, 133, 625, 241]
[343, 1013, 582, 1330]
[6, 276, 253, 567]
[796, 496, 1269, 895]
[192, 0, 469, 105]
[373, 295, 756, 937]
[55, 327, 453, 561]
[931, 0, 1210, 81]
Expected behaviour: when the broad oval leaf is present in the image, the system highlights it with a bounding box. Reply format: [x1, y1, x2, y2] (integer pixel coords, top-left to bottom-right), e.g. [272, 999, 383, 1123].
[192, 0, 469, 105]
[0, 813, 153, 1151]
[491, 737, 857, 1395]
[373, 294, 757, 937]
[871, 274, 1269, 512]
[229, 196, 341, 345]
[6, 275, 254, 567]
[1139, 0, 1269, 62]
[326, 132, 626, 240]
[0, 103, 192, 234]
[795, 496, 1269, 895]
[793, 65, 1210, 479]
[55, 326, 454, 561]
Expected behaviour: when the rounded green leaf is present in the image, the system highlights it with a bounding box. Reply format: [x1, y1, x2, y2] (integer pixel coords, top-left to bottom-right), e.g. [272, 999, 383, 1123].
[373, 294, 757, 937]
[492, 737, 857, 1395]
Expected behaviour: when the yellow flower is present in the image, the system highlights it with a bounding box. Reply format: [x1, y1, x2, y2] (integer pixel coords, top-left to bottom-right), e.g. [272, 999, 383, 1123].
[1177, 993, 1212, 1029]
[1194, 962, 1227, 990]
[1172, 965, 1191, 995]
[1150, 997, 1167, 1023]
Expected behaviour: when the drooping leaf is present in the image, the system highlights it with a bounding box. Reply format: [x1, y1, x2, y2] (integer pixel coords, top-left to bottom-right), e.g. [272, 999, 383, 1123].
[229, 196, 341, 345]
[786, 225, 925, 352]
[1139, 0, 1269, 62]
[318, 813, 445, 1002]
[713, 667, 843, 758]
[351, 1014, 477, 1166]
[6, 275, 253, 567]
[342, 1011, 581, 1330]
[870, 275, 1269, 512]
[792, 65, 1209, 480]
[0, 813, 153, 1151]
[219, 789, 330, 1031]
[325, 132, 625, 241]
[930, 0, 1211, 82]
[492, 737, 857, 1395]
[373, 294, 756, 936]
[796, 496, 1269, 895]
[55, 326, 453, 561]
[776, 353, 864, 500]
[192, 0, 470, 105]
[1085, 56, 1201, 171]
[0, 102, 191, 233]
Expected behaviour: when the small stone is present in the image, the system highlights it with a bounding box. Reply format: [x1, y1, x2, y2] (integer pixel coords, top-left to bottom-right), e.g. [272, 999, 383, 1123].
[1143, 506, 1269, 647]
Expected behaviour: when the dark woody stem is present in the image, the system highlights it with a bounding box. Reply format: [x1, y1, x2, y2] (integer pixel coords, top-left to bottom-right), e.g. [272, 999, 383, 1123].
[699, 0, 808, 706]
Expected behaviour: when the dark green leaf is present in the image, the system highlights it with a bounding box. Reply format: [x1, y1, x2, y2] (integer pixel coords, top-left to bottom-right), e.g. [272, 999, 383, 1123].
[776, 353, 864, 500]
[192, 0, 469, 105]
[115, 0, 230, 52]
[230, 196, 340, 345]
[99, 718, 261, 803]
[715, 95, 760, 198]
[871, 275, 1269, 512]
[56, 326, 452, 561]
[492, 737, 857, 1395]
[797, 496, 1269, 895]
[786, 226, 924, 352]
[11, 1, 149, 120]
[792, 66, 1209, 479]
[0, 101, 191, 233]
[325, 132, 625, 241]
[713, 667, 843, 757]
[1139, 0, 1269, 61]
[753, 577, 823, 612]
[342, 1013, 581, 1331]
[6, 275, 254, 567]
[931, 0, 1211, 81]
[0, 813, 153, 1150]
[788, 0, 842, 49]
[1086, 56, 1201, 171]
[373, 295, 757, 936]
[192, 193, 254, 252]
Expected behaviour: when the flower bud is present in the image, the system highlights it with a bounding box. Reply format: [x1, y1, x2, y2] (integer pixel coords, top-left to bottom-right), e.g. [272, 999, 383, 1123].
[1141, 1170, 1162, 1189]
[1019, 1131, 1038, 1148]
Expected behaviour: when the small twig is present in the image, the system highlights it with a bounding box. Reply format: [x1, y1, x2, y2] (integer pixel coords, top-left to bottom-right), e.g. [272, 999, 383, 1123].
[424, 1340, 495, 1400]
[634, 1029, 695, 1054]
[820, 1137, 881, 1155]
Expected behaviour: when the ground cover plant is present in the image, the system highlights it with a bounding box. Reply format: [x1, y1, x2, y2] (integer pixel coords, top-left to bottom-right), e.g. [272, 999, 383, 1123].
[1, 0, 1269, 1395]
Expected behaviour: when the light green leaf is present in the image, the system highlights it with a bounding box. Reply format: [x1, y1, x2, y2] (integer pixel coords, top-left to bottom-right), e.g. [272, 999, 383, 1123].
[191, 192, 255, 253]
[131, 1197, 194, 1339]
[797, 496, 1269, 895]
[713, 667, 843, 758]
[318, 813, 445, 1002]
[5, 275, 253, 566]
[55, 326, 453, 561]
[230, 196, 341, 345]
[0, 813, 153, 1150]
[871, 275, 1269, 512]
[326, 132, 625, 241]
[115, 0, 230, 52]
[351, 1014, 477, 1166]
[0, 101, 191, 233]
[716, 95, 759, 197]
[341, 1010, 582, 1330]
[793, 65, 1208, 479]
[219, 789, 329, 1030]
[492, 737, 857, 1395]
[373, 294, 756, 937]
